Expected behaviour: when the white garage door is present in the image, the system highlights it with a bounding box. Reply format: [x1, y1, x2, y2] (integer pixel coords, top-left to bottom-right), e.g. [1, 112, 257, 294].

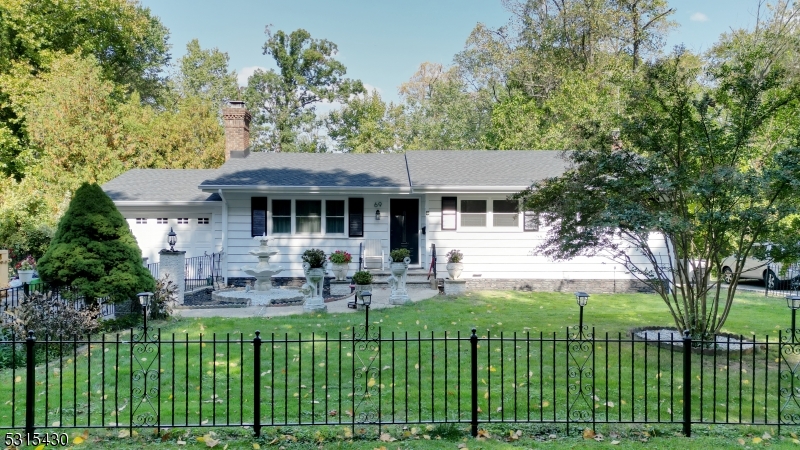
[129, 214, 216, 264]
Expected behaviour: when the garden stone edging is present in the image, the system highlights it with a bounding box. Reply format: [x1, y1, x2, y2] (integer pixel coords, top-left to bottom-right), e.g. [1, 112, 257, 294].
[629, 326, 761, 356]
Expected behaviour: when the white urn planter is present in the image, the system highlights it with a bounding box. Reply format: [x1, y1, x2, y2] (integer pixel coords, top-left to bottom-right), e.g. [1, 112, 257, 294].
[17, 270, 34, 283]
[302, 262, 327, 312]
[388, 257, 411, 305]
[331, 262, 349, 281]
[446, 262, 463, 279]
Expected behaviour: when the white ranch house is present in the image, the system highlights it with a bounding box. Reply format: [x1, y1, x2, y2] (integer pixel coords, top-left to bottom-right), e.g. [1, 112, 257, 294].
[102, 103, 664, 293]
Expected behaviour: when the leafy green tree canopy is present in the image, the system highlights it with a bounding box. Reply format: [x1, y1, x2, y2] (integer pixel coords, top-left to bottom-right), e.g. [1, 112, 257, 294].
[0, 0, 170, 179]
[173, 39, 239, 110]
[37, 183, 155, 303]
[514, 34, 800, 339]
[325, 90, 402, 153]
[245, 27, 364, 152]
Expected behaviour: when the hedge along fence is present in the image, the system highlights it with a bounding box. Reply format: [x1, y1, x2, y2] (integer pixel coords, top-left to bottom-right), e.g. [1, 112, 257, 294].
[1, 318, 799, 438]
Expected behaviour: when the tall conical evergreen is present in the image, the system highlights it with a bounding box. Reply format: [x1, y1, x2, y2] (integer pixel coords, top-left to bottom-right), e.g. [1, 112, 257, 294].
[38, 183, 155, 303]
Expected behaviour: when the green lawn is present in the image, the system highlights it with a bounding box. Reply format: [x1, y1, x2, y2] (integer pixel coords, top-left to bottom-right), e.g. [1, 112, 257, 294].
[2, 289, 799, 449]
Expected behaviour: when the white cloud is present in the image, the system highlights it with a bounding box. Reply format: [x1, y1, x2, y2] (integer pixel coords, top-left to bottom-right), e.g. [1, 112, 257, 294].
[362, 83, 383, 95]
[690, 12, 709, 22]
[237, 66, 267, 86]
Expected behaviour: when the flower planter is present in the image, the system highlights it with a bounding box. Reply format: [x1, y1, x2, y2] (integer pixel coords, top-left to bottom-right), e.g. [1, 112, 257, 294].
[331, 262, 349, 281]
[17, 270, 34, 283]
[302, 263, 327, 312]
[389, 258, 411, 305]
[446, 262, 463, 279]
[307, 267, 325, 283]
[390, 261, 408, 277]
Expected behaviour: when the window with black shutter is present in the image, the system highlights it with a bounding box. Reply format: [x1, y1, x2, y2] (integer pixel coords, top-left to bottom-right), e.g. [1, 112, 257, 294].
[348, 198, 364, 237]
[251, 197, 268, 236]
[442, 197, 457, 230]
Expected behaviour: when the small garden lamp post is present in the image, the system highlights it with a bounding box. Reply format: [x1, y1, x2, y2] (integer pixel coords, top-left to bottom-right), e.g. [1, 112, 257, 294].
[167, 228, 177, 252]
[138, 291, 153, 332]
[575, 292, 590, 338]
[787, 295, 800, 343]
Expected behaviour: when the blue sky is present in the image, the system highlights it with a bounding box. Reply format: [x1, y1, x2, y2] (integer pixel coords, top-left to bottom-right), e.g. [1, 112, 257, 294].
[140, 0, 764, 104]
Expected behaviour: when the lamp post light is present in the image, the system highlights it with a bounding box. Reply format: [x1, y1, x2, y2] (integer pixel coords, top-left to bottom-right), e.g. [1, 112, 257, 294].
[787, 295, 800, 343]
[167, 227, 177, 252]
[138, 291, 153, 332]
[574, 291, 590, 339]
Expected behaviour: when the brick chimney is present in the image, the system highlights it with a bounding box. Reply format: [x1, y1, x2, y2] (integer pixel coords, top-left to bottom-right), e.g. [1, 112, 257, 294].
[222, 101, 251, 159]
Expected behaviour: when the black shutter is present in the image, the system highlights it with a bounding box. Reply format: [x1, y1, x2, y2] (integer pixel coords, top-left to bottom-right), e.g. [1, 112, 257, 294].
[348, 198, 364, 237]
[251, 197, 268, 236]
[442, 196, 457, 230]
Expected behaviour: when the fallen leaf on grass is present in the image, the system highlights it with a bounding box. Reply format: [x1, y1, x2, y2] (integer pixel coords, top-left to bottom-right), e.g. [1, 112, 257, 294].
[582, 428, 596, 439]
[379, 433, 396, 442]
[477, 429, 490, 438]
[763, 432, 772, 440]
[753, 437, 763, 444]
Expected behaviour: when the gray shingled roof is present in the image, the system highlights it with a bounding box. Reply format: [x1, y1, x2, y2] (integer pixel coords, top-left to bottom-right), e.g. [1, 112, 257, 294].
[102, 151, 571, 202]
[405, 150, 569, 187]
[199, 152, 410, 188]
[103, 169, 221, 202]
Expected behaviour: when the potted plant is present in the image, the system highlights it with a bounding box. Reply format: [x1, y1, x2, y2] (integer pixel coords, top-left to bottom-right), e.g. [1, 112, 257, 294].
[352, 270, 373, 298]
[390, 248, 411, 277]
[329, 250, 352, 281]
[446, 249, 463, 279]
[302, 248, 326, 269]
[302, 248, 327, 285]
[15, 255, 36, 283]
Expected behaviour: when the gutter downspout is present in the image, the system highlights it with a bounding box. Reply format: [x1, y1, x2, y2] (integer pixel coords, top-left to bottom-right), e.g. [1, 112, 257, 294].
[218, 189, 229, 284]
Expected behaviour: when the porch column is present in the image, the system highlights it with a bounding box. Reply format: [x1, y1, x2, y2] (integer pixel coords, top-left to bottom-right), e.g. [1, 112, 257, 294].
[159, 249, 186, 305]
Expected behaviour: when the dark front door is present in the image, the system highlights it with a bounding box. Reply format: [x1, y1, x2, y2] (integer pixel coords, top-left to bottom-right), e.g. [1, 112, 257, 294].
[390, 199, 419, 265]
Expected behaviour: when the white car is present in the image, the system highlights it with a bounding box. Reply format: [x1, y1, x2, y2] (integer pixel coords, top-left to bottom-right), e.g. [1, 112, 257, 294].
[721, 253, 799, 289]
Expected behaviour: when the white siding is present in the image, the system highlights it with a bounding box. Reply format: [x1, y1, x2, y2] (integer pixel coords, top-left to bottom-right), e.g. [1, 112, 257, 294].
[224, 193, 395, 278]
[423, 195, 668, 281]
[118, 205, 222, 262]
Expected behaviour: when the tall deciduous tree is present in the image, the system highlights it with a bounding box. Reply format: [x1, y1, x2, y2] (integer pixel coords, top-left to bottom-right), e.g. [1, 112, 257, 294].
[514, 35, 800, 339]
[0, 0, 170, 179]
[37, 182, 155, 304]
[326, 91, 402, 153]
[173, 39, 239, 110]
[245, 28, 364, 152]
[399, 63, 492, 150]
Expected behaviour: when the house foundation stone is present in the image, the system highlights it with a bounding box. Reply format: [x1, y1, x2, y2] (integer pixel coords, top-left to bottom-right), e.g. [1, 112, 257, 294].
[444, 279, 466, 296]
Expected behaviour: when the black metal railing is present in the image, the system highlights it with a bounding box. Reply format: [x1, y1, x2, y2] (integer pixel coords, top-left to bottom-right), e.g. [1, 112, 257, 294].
[185, 252, 223, 291]
[1, 317, 798, 438]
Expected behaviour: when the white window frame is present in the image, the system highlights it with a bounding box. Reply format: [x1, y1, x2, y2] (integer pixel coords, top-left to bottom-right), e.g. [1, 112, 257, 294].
[265, 197, 352, 237]
[450, 197, 525, 232]
[271, 199, 292, 235]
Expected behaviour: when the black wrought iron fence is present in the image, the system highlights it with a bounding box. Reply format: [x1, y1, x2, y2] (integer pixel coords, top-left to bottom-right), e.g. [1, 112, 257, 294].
[2, 314, 799, 439]
[184, 253, 223, 291]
